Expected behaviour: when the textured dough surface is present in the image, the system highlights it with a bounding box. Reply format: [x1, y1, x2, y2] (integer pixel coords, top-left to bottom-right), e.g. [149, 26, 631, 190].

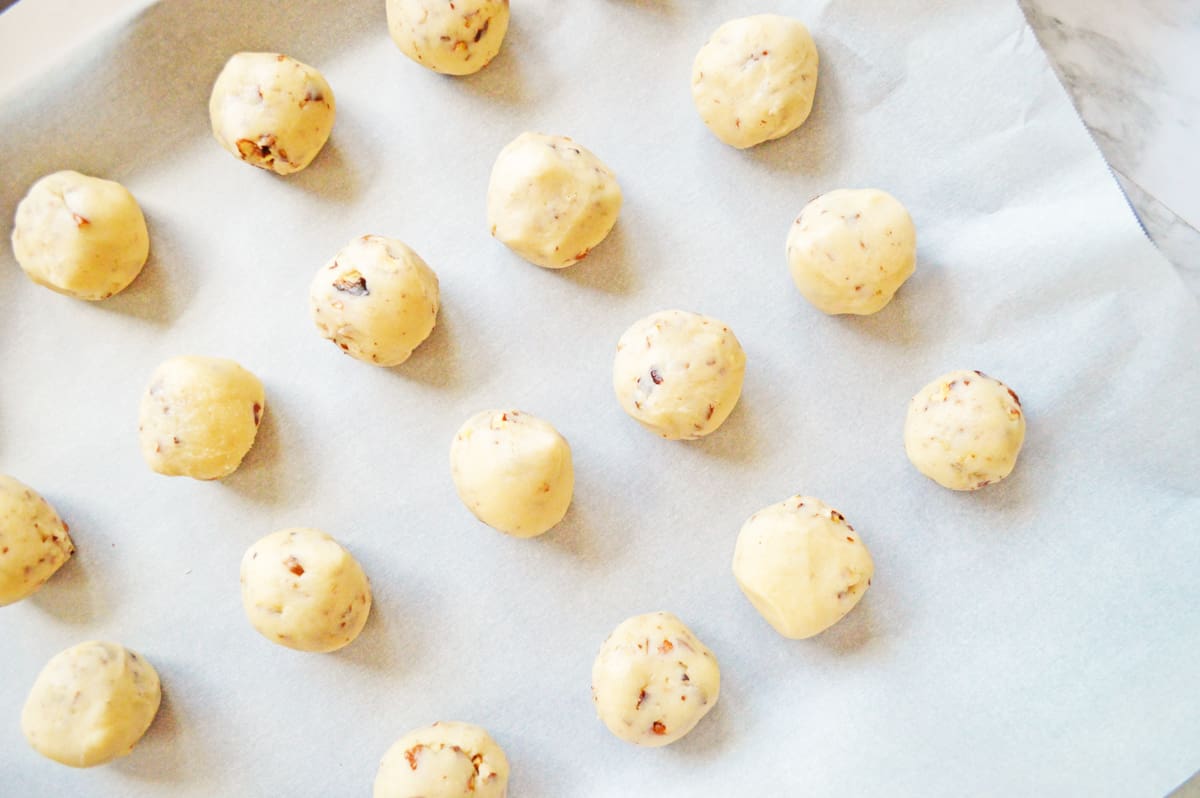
[209, 52, 335, 175]
[591, 611, 720, 747]
[0, 476, 74, 606]
[310, 235, 440, 367]
[450, 409, 574, 538]
[21, 641, 161, 768]
[374, 721, 509, 798]
[387, 0, 510, 76]
[241, 527, 372, 653]
[138, 356, 265, 480]
[733, 495, 874, 639]
[786, 188, 917, 315]
[904, 370, 1026, 490]
[11, 170, 149, 300]
[487, 132, 622, 269]
[691, 15, 819, 149]
[612, 309, 746, 440]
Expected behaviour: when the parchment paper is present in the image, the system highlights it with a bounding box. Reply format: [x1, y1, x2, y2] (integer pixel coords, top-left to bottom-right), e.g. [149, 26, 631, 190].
[1, 1, 1198, 795]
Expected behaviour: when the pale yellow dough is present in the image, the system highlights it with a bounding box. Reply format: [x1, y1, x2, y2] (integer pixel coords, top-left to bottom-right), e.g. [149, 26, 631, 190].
[240, 527, 372, 653]
[138, 356, 265, 480]
[387, 0, 510, 76]
[450, 409, 574, 538]
[11, 170, 149, 300]
[0, 476, 74, 606]
[904, 370, 1026, 491]
[786, 188, 917, 315]
[21, 641, 161, 768]
[612, 309, 746, 440]
[310, 235, 440, 367]
[733, 496, 874, 639]
[487, 132, 622, 269]
[691, 15, 819, 149]
[374, 721, 509, 798]
[592, 611, 720, 747]
[209, 52, 335, 175]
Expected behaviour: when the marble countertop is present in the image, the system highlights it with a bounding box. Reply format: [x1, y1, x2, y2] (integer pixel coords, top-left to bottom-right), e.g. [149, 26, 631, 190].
[1020, 0, 1200, 296]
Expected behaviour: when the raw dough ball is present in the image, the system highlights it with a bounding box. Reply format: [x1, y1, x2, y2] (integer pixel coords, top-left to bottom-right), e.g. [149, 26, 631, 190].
[0, 476, 74, 606]
[386, 0, 510, 76]
[450, 410, 573, 538]
[11, 170, 149, 300]
[487, 132, 622, 269]
[138, 356, 265, 481]
[733, 495, 874, 639]
[240, 527, 372, 653]
[374, 721, 509, 798]
[21, 641, 161, 767]
[612, 309, 746, 440]
[310, 235, 440, 367]
[786, 188, 916, 315]
[592, 611, 720, 747]
[209, 52, 335, 175]
[904, 370, 1026, 491]
[691, 15, 819, 149]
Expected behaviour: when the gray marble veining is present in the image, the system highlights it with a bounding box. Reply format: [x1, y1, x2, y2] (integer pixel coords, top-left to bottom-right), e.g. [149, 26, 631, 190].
[1019, 0, 1200, 296]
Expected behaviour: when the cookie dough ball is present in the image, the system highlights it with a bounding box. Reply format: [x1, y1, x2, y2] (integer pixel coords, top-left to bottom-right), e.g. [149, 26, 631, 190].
[209, 52, 335, 175]
[487, 132, 622, 269]
[691, 15, 819, 149]
[21, 641, 161, 767]
[374, 721, 509, 798]
[138, 356, 265, 481]
[613, 310, 746, 440]
[387, 0, 510, 76]
[0, 476, 74, 606]
[11, 170, 149, 300]
[310, 235, 440, 367]
[904, 370, 1026, 491]
[786, 189, 917, 315]
[240, 527, 372, 653]
[592, 611, 720, 747]
[450, 410, 573, 538]
[733, 496, 874, 639]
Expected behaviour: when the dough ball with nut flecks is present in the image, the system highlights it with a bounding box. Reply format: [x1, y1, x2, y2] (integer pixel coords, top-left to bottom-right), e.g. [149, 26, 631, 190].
[904, 370, 1026, 491]
[786, 189, 916, 315]
[310, 235, 440, 367]
[591, 611, 720, 747]
[450, 409, 574, 538]
[691, 15, 818, 149]
[612, 309, 746, 440]
[138, 356, 265, 481]
[11, 170, 149, 300]
[387, 0, 510, 76]
[21, 641, 161, 768]
[733, 495, 874, 639]
[487, 132, 622, 269]
[240, 527, 372, 653]
[0, 475, 74, 606]
[209, 52, 335, 175]
[374, 721, 509, 798]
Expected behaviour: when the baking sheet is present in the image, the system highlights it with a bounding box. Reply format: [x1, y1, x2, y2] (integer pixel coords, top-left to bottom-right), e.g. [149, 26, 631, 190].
[1, 0, 1198, 795]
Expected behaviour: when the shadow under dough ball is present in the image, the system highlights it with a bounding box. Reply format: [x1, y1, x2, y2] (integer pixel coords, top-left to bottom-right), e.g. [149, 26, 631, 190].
[209, 52, 335, 175]
[11, 170, 149, 300]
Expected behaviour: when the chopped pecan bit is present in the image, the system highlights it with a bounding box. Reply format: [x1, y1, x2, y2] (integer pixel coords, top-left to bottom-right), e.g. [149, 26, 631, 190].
[474, 18, 490, 42]
[333, 271, 369, 296]
[405, 745, 423, 770]
[636, 689, 647, 709]
[658, 639, 673, 654]
[62, 521, 69, 533]
[652, 721, 667, 736]
[681, 672, 689, 682]
[1007, 387, 1021, 406]
[285, 556, 304, 576]
[831, 510, 845, 523]
[650, 368, 663, 385]
[72, 213, 90, 227]
[706, 403, 715, 420]
[573, 248, 590, 261]
[253, 402, 263, 425]
[846, 536, 855, 543]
